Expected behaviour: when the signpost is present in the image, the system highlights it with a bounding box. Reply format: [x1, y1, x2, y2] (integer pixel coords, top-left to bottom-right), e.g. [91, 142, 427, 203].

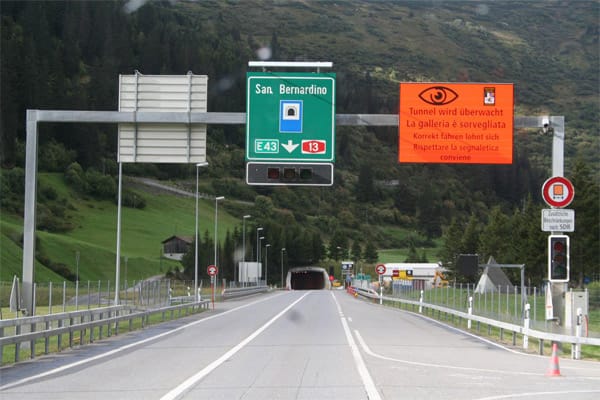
[246, 72, 335, 162]
[398, 83, 514, 164]
[341, 261, 354, 273]
[246, 70, 335, 185]
[542, 176, 575, 208]
[118, 73, 208, 164]
[376, 264, 386, 304]
[541, 209, 575, 232]
[341, 261, 354, 288]
[207, 265, 218, 309]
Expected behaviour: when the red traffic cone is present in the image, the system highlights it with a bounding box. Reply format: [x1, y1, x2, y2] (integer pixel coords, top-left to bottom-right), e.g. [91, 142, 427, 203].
[546, 343, 561, 377]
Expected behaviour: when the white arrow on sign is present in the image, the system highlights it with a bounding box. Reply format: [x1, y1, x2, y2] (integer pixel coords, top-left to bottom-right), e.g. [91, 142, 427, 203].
[281, 140, 299, 153]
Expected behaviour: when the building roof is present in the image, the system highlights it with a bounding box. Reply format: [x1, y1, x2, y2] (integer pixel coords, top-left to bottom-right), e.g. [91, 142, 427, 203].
[161, 235, 194, 244]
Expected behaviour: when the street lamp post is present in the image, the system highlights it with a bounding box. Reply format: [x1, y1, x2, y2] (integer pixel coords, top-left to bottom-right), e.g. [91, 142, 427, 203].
[281, 248, 286, 289]
[242, 215, 251, 285]
[256, 227, 263, 284]
[259, 236, 265, 284]
[265, 244, 271, 286]
[194, 162, 209, 302]
[214, 196, 225, 285]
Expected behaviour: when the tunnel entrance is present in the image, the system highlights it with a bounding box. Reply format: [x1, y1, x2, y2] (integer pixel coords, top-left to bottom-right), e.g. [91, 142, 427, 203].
[288, 267, 330, 290]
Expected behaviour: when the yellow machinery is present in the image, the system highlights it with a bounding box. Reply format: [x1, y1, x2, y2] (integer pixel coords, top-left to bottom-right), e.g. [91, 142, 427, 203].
[432, 270, 449, 288]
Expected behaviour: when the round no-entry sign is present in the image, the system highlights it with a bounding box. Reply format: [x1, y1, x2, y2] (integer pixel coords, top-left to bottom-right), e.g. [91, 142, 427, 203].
[207, 265, 218, 276]
[376, 264, 386, 275]
[542, 176, 574, 208]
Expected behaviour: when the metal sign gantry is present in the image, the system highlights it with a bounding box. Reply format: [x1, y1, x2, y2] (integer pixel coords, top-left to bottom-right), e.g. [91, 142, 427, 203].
[21, 110, 564, 315]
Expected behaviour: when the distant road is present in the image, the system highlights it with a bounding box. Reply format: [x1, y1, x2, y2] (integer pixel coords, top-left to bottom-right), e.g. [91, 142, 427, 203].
[2, 291, 599, 399]
[130, 177, 253, 205]
[130, 177, 208, 198]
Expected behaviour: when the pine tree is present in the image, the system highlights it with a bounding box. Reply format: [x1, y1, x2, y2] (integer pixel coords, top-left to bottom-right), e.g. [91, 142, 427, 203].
[404, 241, 420, 263]
[439, 218, 466, 273]
[356, 164, 375, 203]
[511, 196, 546, 284]
[350, 241, 363, 263]
[364, 241, 378, 264]
[478, 207, 512, 264]
[311, 232, 325, 264]
[462, 214, 481, 254]
[328, 231, 346, 260]
[570, 159, 600, 285]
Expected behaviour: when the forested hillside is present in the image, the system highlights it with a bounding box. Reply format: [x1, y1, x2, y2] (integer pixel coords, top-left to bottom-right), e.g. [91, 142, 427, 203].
[1, 0, 598, 285]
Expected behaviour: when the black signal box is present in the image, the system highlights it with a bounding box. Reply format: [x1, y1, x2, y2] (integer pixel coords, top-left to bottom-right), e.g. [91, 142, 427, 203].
[246, 162, 334, 186]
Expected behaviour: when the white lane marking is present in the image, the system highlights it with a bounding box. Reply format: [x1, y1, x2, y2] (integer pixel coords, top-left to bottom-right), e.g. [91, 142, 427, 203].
[331, 292, 382, 400]
[0, 292, 287, 391]
[473, 389, 600, 400]
[354, 329, 540, 376]
[160, 292, 311, 400]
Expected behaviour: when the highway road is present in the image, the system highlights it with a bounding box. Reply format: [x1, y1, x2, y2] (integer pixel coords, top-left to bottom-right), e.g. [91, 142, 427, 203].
[1, 290, 599, 399]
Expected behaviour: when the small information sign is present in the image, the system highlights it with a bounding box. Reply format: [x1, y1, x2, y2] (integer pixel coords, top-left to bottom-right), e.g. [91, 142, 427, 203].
[541, 209, 575, 232]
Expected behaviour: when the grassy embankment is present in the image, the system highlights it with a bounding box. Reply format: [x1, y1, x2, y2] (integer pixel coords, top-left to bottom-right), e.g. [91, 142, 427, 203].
[0, 173, 241, 300]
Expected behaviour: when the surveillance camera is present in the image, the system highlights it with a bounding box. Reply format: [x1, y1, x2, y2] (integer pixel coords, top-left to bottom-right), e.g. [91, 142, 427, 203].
[540, 116, 550, 135]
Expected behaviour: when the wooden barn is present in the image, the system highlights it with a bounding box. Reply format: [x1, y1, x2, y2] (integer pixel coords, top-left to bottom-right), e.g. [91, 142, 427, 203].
[162, 235, 193, 261]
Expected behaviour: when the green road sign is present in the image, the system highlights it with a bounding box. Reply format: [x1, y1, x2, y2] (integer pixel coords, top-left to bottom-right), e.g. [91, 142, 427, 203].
[246, 72, 336, 162]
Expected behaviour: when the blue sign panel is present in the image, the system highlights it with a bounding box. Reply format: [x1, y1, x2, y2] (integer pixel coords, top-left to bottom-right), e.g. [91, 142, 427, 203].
[279, 100, 303, 133]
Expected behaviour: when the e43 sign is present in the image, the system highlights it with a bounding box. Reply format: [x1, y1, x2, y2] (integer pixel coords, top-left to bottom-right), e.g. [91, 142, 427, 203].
[246, 72, 336, 162]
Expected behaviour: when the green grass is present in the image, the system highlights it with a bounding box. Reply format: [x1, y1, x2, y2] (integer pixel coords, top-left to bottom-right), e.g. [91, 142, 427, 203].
[0, 215, 66, 282]
[0, 173, 246, 283]
[378, 245, 441, 264]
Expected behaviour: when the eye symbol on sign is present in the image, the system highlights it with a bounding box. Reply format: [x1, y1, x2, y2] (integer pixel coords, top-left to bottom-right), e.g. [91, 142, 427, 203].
[418, 86, 459, 106]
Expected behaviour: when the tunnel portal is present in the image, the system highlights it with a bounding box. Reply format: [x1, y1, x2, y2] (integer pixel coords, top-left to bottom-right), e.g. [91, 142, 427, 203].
[287, 267, 330, 290]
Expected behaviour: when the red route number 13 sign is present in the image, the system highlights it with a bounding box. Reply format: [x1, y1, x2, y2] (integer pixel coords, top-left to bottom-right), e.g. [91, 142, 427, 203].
[398, 83, 514, 164]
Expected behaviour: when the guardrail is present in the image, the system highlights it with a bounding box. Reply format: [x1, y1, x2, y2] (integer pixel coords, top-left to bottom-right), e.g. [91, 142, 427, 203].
[0, 300, 209, 364]
[222, 286, 269, 299]
[350, 286, 600, 359]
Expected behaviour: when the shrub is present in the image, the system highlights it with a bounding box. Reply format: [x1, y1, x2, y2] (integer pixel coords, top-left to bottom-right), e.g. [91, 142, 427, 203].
[86, 170, 116, 199]
[38, 183, 58, 201]
[39, 139, 76, 172]
[122, 189, 146, 209]
[65, 162, 90, 193]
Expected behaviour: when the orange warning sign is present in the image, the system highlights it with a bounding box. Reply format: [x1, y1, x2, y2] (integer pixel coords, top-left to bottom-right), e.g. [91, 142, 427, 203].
[398, 83, 514, 164]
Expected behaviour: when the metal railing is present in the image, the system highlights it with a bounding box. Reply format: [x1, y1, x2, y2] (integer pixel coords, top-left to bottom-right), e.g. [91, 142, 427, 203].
[350, 286, 600, 359]
[0, 300, 209, 364]
[385, 282, 599, 336]
[222, 285, 269, 299]
[0, 279, 209, 318]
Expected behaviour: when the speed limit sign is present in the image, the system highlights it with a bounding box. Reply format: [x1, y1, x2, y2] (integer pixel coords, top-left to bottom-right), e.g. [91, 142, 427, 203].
[376, 264, 386, 275]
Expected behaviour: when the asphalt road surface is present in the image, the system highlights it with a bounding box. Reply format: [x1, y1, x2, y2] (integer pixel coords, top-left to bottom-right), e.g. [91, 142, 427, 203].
[1, 290, 599, 399]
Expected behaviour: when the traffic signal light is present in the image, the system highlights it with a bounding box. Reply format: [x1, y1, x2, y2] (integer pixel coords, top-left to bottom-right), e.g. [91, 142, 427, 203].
[548, 235, 569, 282]
[246, 162, 334, 186]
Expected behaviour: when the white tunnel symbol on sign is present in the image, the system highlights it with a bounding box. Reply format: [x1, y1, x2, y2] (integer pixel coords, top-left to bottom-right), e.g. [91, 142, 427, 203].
[283, 103, 300, 120]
